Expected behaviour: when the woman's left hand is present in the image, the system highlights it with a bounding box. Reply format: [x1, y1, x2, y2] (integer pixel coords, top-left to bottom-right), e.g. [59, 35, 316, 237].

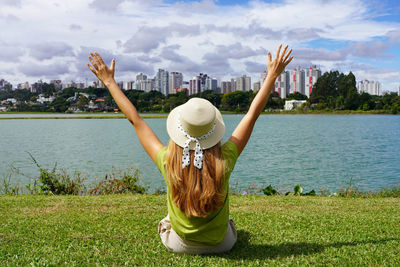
[88, 52, 115, 85]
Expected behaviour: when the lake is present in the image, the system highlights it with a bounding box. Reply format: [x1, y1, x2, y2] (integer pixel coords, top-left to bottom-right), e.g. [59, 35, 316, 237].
[1, 114, 399, 193]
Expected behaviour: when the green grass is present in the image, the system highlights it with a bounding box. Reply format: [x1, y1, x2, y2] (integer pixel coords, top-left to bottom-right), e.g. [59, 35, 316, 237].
[1, 195, 399, 266]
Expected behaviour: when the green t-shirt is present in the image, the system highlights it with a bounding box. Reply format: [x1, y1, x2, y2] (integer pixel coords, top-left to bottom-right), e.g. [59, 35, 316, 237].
[156, 140, 239, 245]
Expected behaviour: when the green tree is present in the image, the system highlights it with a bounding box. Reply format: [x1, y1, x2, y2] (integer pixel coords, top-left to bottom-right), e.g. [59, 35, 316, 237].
[221, 91, 253, 111]
[190, 90, 221, 108]
[77, 95, 89, 111]
[286, 92, 307, 100]
[51, 97, 70, 112]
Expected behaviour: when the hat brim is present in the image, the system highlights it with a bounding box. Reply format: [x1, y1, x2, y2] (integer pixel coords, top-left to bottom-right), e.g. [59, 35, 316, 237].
[167, 104, 225, 150]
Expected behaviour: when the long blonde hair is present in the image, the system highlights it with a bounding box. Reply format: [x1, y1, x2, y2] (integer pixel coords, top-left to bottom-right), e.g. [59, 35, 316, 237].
[165, 140, 226, 218]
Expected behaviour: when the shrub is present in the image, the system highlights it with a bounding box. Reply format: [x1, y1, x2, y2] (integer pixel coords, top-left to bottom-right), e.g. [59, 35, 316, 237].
[263, 185, 278, 195]
[294, 184, 303, 196]
[28, 152, 86, 195]
[88, 167, 146, 195]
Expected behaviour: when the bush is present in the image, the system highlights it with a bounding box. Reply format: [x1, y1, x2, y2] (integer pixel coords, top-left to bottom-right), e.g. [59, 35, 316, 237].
[263, 185, 278, 195]
[28, 152, 86, 195]
[89, 167, 146, 195]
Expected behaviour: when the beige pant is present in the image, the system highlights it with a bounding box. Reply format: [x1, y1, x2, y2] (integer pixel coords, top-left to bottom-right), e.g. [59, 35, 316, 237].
[158, 215, 237, 254]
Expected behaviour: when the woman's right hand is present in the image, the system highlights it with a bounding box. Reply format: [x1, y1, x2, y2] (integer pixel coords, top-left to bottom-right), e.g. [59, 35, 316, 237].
[267, 44, 293, 79]
[88, 52, 115, 85]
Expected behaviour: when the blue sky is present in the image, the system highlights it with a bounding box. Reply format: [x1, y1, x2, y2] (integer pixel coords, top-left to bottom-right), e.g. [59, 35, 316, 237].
[0, 0, 399, 92]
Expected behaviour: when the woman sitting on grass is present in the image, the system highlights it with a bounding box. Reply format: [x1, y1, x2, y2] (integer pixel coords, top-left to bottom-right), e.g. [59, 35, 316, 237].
[87, 44, 292, 254]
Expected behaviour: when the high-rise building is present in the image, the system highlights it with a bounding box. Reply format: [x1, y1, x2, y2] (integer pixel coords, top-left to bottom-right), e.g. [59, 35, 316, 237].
[236, 75, 251, 91]
[169, 72, 183, 93]
[253, 81, 261, 91]
[154, 69, 169, 95]
[230, 78, 236, 91]
[221, 81, 232, 93]
[0, 79, 12, 91]
[305, 65, 321, 97]
[289, 67, 305, 95]
[138, 79, 154, 92]
[117, 81, 124, 90]
[189, 73, 216, 94]
[126, 81, 135, 90]
[136, 73, 147, 82]
[189, 76, 201, 95]
[274, 71, 290, 98]
[205, 76, 218, 91]
[260, 71, 267, 83]
[50, 80, 62, 90]
[357, 80, 381, 96]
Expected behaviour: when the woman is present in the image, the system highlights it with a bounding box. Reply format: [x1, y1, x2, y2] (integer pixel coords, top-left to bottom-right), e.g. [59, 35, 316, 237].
[88, 44, 292, 254]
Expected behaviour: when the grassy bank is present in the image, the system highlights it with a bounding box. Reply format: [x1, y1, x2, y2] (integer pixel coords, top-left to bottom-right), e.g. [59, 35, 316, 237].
[0, 115, 167, 120]
[1, 195, 399, 266]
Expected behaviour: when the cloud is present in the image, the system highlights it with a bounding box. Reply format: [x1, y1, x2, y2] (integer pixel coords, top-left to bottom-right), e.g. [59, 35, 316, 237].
[203, 43, 266, 61]
[205, 23, 282, 40]
[29, 42, 75, 60]
[0, 13, 20, 22]
[123, 23, 201, 53]
[286, 28, 324, 40]
[0, 42, 24, 62]
[1, 0, 21, 6]
[75, 46, 154, 79]
[88, 0, 125, 12]
[293, 48, 348, 61]
[245, 61, 267, 73]
[69, 24, 82, 31]
[350, 40, 392, 58]
[18, 62, 70, 77]
[159, 45, 203, 74]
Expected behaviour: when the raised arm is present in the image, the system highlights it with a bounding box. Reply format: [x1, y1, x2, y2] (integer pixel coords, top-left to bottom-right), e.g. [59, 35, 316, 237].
[229, 44, 293, 155]
[88, 53, 163, 163]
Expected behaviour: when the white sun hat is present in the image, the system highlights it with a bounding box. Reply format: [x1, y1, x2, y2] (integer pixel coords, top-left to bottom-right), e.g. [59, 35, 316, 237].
[166, 98, 225, 169]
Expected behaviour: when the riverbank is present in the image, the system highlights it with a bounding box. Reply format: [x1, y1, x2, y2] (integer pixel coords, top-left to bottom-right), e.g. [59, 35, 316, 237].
[1, 194, 399, 266]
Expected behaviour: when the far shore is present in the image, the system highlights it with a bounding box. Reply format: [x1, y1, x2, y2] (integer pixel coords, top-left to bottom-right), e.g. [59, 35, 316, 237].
[0, 110, 398, 119]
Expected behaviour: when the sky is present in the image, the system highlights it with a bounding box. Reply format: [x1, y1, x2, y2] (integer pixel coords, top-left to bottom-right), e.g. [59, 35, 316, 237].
[0, 0, 399, 92]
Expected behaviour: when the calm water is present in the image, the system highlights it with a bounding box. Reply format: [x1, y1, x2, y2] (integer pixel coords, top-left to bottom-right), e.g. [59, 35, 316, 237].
[1, 115, 399, 193]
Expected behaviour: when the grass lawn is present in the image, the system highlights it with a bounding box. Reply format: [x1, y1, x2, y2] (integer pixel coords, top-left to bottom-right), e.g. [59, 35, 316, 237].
[1, 195, 399, 266]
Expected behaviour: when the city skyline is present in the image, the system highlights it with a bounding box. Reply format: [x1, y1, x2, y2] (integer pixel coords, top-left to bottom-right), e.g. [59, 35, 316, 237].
[1, 0, 399, 92]
[4, 64, 385, 97]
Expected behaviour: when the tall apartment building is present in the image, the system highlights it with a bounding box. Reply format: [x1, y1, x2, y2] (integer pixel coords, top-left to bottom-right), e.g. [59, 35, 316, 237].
[221, 81, 232, 93]
[230, 78, 236, 91]
[289, 67, 305, 95]
[126, 81, 135, 90]
[17, 81, 30, 90]
[0, 79, 12, 91]
[136, 73, 147, 82]
[189, 76, 201, 95]
[236, 75, 251, 91]
[50, 80, 62, 90]
[204, 76, 218, 91]
[154, 69, 169, 95]
[260, 71, 267, 83]
[275, 71, 290, 98]
[253, 81, 261, 91]
[169, 72, 183, 93]
[357, 80, 381, 96]
[305, 65, 321, 97]
[189, 73, 216, 95]
[138, 79, 154, 92]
